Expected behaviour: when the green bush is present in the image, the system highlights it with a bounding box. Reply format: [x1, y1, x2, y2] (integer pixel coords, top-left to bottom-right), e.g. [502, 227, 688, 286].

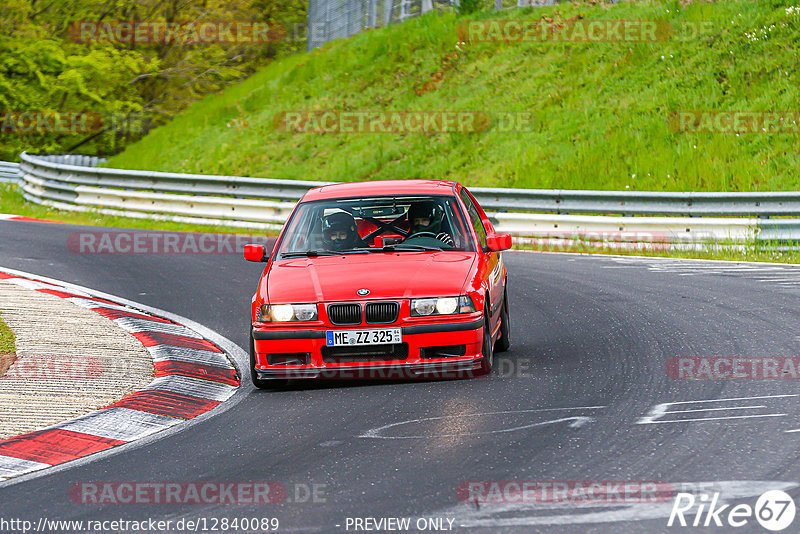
[456, 0, 486, 16]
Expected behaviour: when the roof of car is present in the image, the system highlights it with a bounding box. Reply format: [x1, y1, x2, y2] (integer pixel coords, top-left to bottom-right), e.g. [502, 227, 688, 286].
[301, 180, 460, 201]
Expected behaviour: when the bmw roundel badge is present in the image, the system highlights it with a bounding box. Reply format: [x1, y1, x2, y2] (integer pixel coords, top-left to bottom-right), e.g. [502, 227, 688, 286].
[357, 288, 370, 296]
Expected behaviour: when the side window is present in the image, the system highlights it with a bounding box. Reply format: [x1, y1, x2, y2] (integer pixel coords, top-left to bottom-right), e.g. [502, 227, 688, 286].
[442, 199, 473, 251]
[283, 204, 318, 252]
[459, 189, 487, 249]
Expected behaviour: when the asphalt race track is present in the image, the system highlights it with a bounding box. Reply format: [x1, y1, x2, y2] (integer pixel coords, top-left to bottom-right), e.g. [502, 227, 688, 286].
[3, 219, 800, 533]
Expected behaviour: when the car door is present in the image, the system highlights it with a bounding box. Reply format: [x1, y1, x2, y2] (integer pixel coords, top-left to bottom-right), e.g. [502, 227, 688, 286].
[459, 188, 503, 330]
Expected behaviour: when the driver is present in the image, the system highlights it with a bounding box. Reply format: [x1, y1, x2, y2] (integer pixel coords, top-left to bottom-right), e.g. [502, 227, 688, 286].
[406, 201, 454, 246]
[321, 212, 367, 251]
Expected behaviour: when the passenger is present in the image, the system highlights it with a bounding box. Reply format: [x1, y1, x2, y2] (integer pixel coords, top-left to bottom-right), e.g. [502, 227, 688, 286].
[321, 212, 368, 251]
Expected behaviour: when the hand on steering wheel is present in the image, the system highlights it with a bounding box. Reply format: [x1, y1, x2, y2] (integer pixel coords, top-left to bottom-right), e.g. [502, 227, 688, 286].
[407, 232, 454, 246]
[435, 232, 454, 246]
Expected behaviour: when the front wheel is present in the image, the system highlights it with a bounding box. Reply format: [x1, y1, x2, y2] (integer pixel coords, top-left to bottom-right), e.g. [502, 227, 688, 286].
[494, 288, 511, 353]
[477, 309, 494, 376]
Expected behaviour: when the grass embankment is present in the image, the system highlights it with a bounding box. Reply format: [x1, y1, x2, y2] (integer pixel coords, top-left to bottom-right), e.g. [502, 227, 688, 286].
[0, 313, 16, 379]
[108, 0, 800, 192]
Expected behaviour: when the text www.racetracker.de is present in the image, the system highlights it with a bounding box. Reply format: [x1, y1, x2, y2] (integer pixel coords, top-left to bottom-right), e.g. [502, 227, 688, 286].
[0, 517, 280, 533]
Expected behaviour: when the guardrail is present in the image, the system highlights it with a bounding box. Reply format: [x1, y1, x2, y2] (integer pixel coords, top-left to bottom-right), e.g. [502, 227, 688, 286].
[14, 152, 800, 245]
[472, 189, 800, 217]
[0, 161, 20, 183]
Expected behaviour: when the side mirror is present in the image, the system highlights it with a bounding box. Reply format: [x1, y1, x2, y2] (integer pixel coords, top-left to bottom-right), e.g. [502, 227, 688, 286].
[244, 244, 269, 262]
[485, 233, 512, 252]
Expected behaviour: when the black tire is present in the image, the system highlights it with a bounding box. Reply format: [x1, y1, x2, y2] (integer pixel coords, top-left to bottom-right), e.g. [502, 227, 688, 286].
[477, 307, 494, 376]
[249, 334, 288, 390]
[494, 288, 511, 353]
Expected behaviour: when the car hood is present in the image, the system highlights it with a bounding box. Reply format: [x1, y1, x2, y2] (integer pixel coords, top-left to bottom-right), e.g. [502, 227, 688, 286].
[266, 252, 476, 303]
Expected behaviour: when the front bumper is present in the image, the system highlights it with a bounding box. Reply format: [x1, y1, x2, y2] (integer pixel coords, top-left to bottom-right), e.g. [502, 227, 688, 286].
[252, 318, 484, 380]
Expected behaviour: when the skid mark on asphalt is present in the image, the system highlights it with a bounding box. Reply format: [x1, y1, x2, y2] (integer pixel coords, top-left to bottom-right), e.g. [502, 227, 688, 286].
[359, 406, 606, 439]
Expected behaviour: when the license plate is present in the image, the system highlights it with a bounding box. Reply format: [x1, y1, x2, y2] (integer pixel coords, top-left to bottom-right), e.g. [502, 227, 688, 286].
[326, 328, 402, 346]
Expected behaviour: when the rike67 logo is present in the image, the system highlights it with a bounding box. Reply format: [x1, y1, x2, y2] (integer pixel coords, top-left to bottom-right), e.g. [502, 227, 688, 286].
[668, 490, 796, 531]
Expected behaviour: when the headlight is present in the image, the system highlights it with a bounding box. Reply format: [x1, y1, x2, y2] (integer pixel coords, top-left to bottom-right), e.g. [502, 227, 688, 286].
[436, 297, 458, 315]
[411, 295, 476, 317]
[271, 304, 294, 322]
[258, 303, 318, 322]
[412, 299, 436, 316]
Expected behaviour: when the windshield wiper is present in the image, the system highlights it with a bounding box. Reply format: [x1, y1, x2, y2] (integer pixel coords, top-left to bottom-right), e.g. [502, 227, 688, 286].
[280, 249, 340, 258]
[379, 244, 443, 252]
[281, 249, 370, 258]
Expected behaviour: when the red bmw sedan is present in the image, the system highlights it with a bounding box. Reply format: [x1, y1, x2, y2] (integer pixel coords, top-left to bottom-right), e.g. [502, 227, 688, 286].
[244, 180, 511, 388]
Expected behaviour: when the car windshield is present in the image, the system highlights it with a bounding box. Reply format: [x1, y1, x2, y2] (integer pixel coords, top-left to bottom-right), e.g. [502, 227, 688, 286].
[275, 194, 475, 258]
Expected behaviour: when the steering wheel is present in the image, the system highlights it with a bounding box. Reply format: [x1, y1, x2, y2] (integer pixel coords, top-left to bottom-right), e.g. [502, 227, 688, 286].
[407, 232, 438, 239]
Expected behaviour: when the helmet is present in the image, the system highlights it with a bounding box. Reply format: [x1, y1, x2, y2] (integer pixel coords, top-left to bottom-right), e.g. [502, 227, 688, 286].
[322, 212, 359, 250]
[407, 201, 443, 234]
